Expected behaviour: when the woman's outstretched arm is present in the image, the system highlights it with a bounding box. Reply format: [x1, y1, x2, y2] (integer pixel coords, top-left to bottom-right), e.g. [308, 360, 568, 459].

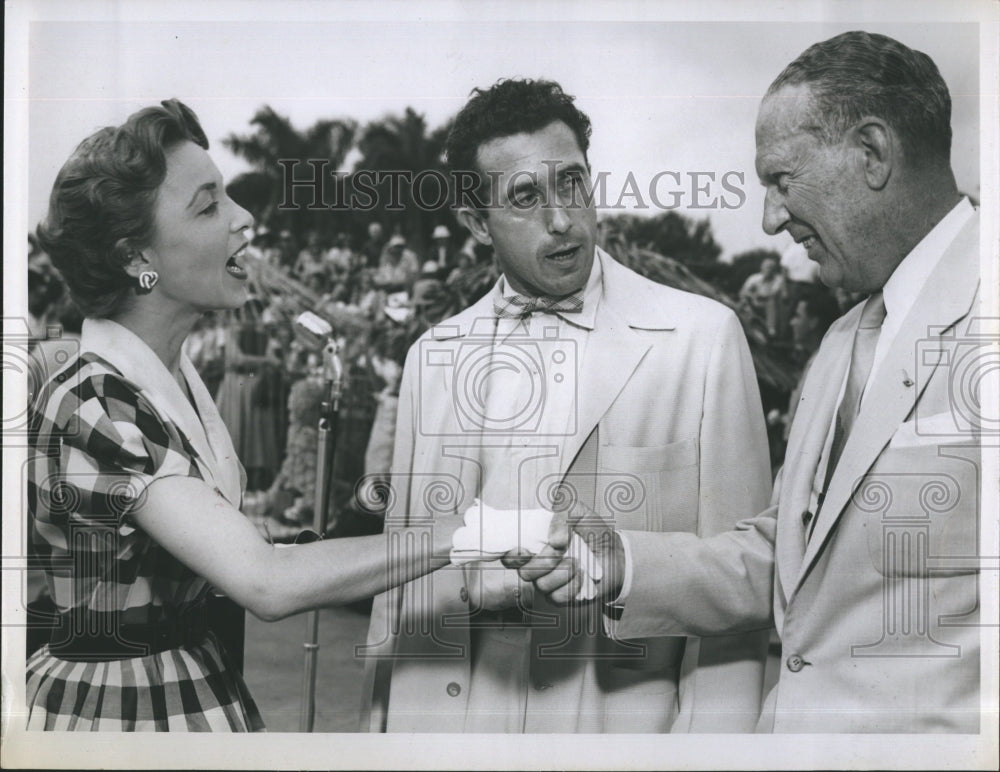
[133, 475, 461, 621]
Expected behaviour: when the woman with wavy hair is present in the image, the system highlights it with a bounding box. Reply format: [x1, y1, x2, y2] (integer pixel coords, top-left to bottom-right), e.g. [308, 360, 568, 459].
[26, 100, 479, 731]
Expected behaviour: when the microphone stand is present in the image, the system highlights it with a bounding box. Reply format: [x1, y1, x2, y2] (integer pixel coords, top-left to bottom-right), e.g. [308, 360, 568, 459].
[299, 337, 344, 732]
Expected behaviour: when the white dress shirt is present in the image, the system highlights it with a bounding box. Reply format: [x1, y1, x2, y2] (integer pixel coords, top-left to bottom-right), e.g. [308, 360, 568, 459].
[479, 256, 603, 508]
[870, 197, 975, 388]
[806, 197, 976, 524]
[470, 254, 602, 546]
[462, 253, 604, 731]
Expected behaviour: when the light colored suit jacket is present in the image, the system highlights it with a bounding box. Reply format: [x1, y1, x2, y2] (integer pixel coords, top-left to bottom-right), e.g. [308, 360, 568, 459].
[359, 248, 773, 732]
[612, 215, 983, 732]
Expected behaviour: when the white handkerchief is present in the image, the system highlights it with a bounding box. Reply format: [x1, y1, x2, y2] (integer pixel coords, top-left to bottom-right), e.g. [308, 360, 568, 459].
[450, 501, 605, 602]
[567, 532, 603, 601]
[450, 499, 553, 564]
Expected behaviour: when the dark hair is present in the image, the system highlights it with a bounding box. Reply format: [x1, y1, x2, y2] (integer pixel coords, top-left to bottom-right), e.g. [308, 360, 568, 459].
[36, 99, 209, 318]
[445, 78, 592, 207]
[767, 31, 952, 163]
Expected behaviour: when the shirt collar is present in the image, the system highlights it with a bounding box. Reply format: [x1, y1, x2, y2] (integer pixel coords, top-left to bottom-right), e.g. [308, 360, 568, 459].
[496, 249, 603, 331]
[881, 198, 975, 324]
[80, 317, 243, 506]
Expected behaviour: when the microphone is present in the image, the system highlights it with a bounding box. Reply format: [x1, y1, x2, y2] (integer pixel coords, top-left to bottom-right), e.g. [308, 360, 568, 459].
[294, 311, 344, 399]
[293, 310, 333, 351]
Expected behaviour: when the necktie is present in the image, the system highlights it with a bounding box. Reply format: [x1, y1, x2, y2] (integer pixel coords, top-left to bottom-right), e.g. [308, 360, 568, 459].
[493, 291, 584, 319]
[821, 291, 887, 500]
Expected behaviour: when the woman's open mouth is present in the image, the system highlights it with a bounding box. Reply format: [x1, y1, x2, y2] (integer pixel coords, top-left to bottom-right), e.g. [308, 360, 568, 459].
[226, 244, 249, 279]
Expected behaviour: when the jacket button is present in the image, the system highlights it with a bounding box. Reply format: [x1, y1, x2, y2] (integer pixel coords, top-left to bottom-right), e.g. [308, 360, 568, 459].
[801, 510, 812, 526]
[786, 654, 805, 673]
[459, 587, 469, 603]
[446, 682, 461, 697]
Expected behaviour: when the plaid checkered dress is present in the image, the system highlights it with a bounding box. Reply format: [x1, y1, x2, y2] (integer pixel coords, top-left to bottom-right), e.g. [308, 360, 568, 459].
[26, 328, 265, 731]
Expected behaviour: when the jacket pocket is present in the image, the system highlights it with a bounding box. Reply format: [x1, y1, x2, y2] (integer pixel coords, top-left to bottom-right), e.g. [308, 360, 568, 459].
[858, 444, 979, 577]
[599, 439, 699, 532]
[889, 412, 976, 449]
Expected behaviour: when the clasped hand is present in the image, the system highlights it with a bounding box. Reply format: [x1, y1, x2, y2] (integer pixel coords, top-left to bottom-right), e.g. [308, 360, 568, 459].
[450, 499, 622, 604]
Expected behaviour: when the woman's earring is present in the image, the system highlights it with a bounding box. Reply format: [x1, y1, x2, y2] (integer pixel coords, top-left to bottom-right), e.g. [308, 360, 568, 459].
[137, 270, 159, 293]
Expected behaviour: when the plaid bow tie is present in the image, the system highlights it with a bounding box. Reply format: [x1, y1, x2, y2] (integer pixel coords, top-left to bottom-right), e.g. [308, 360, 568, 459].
[493, 292, 584, 319]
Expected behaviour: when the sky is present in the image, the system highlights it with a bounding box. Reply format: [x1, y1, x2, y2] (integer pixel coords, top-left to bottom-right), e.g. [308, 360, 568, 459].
[20, 9, 982, 262]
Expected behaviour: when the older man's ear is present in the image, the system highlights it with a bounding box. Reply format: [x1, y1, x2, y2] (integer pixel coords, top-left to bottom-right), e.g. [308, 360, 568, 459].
[851, 117, 895, 191]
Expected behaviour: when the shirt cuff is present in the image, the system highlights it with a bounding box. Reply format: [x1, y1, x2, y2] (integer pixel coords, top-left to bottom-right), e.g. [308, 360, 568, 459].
[606, 529, 633, 608]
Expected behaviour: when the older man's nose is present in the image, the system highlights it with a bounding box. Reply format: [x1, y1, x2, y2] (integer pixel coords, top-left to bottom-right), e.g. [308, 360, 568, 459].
[761, 188, 790, 236]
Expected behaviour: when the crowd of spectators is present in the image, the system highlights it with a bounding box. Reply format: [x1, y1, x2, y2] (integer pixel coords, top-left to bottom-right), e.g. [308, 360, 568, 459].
[734, 241, 862, 468]
[189, 222, 501, 538]
[25, 223, 855, 537]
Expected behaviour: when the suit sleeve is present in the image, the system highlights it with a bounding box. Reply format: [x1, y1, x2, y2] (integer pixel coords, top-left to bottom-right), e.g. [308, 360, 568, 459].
[615, 511, 777, 638]
[658, 310, 776, 731]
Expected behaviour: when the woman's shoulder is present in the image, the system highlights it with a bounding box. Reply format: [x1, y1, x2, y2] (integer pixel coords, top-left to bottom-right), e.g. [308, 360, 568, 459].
[31, 350, 200, 487]
[31, 351, 172, 442]
[37, 350, 144, 406]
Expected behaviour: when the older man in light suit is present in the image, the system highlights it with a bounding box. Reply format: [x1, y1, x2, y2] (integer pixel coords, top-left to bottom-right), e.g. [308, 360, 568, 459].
[521, 31, 988, 733]
[360, 79, 772, 733]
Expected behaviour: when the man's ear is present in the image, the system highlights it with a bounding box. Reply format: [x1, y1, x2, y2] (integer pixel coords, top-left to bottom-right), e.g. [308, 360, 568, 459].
[852, 117, 894, 190]
[456, 207, 491, 246]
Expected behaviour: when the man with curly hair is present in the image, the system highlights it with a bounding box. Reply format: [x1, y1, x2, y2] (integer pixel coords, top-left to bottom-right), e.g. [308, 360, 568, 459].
[360, 78, 772, 733]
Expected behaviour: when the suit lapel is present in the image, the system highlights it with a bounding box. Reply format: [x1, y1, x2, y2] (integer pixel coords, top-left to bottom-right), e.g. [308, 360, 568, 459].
[436, 252, 661, 479]
[561, 253, 654, 475]
[798, 213, 980, 583]
[774, 321, 854, 602]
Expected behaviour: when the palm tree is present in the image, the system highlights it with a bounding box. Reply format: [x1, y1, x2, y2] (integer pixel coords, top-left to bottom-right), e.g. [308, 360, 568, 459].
[600, 220, 799, 396]
[224, 106, 357, 237]
[350, 108, 455, 253]
[606, 210, 722, 266]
